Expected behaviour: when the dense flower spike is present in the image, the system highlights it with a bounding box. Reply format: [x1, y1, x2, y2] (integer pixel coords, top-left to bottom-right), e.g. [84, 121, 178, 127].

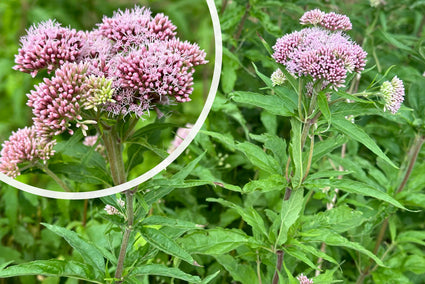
[300, 9, 325, 26]
[297, 273, 313, 284]
[27, 62, 90, 136]
[13, 20, 86, 77]
[273, 26, 366, 88]
[300, 9, 352, 31]
[380, 76, 405, 114]
[0, 126, 56, 178]
[97, 6, 176, 52]
[320, 12, 352, 31]
[112, 39, 206, 103]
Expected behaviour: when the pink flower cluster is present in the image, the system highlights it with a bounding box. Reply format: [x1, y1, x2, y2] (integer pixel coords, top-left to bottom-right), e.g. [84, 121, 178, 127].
[300, 9, 352, 31]
[1, 6, 207, 178]
[380, 76, 405, 114]
[14, 20, 86, 77]
[0, 127, 56, 177]
[273, 10, 366, 89]
[297, 273, 313, 284]
[27, 62, 89, 137]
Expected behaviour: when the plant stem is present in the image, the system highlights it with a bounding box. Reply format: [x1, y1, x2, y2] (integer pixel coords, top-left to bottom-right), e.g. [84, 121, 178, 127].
[272, 250, 284, 284]
[256, 250, 263, 284]
[39, 164, 71, 192]
[356, 134, 425, 284]
[114, 190, 135, 283]
[102, 129, 126, 185]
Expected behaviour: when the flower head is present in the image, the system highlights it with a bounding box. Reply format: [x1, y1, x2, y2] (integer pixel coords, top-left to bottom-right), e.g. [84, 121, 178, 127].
[300, 9, 325, 26]
[27, 62, 90, 137]
[168, 123, 193, 153]
[297, 273, 313, 284]
[112, 39, 206, 104]
[13, 20, 86, 77]
[0, 126, 56, 178]
[97, 6, 176, 52]
[300, 9, 352, 31]
[380, 76, 405, 114]
[271, 68, 286, 86]
[273, 27, 366, 89]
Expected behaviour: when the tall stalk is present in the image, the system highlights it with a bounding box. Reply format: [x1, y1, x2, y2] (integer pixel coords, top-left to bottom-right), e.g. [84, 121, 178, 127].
[102, 126, 135, 283]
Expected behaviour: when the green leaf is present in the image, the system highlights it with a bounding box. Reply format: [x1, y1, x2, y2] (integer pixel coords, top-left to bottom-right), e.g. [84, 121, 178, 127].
[179, 228, 260, 255]
[306, 179, 407, 210]
[397, 231, 425, 246]
[290, 118, 303, 188]
[252, 62, 273, 87]
[200, 130, 235, 151]
[276, 188, 304, 246]
[250, 133, 288, 168]
[0, 260, 101, 283]
[230, 91, 295, 117]
[141, 216, 201, 231]
[317, 92, 331, 122]
[42, 224, 105, 277]
[128, 123, 176, 141]
[288, 239, 338, 265]
[236, 141, 281, 175]
[284, 246, 319, 270]
[129, 264, 201, 283]
[332, 117, 397, 168]
[141, 227, 195, 265]
[302, 204, 366, 233]
[215, 255, 258, 284]
[301, 229, 385, 267]
[243, 174, 287, 193]
[207, 198, 268, 239]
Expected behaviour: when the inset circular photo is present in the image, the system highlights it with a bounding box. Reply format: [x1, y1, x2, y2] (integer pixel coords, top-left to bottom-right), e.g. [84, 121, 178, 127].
[0, 0, 222, 199]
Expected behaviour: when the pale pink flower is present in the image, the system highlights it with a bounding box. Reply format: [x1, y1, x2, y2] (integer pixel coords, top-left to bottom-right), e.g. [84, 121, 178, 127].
[13, 20, 86, 77]
[300, 9, 352, 31]
[273, 27, 366, 89]
[380, 76, 405, 114]
[0, 126, 56, 178]
[27, 62, 90, 137]
[297, 273, 313, 284]
[168, 123, 193, 153]
[300, 9, 325, 26]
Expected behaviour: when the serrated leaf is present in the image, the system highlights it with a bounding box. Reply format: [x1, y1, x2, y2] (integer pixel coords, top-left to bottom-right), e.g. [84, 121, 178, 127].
[179, 228, 260, 255]
[290, 118, 303, 188]
[332, 117, 397, 168]
[200, 130, 235, 151]
[0, 260, 101, 283]
[306, 179, 407, 210]
[230, 91, 295, 117]
[284, 246, 319, 270]
[236, 141, 281, 175]
[42, 224, 105, 277]
[207, 198, 268, 239]
[215, 255, 258, 284]
[243, 174, 287, 192]
[288, 239, 338, 265]
[317, 92, 331, 122]
[276, 188, 304, 246]
[301, 229, 385, 267]
[141, 227, 194, 265]
[141, 216, 201, 230]
[129, 264, 201, 283]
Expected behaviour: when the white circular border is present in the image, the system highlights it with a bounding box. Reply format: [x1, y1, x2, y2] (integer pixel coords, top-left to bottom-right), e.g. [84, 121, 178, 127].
[0, 0, 222, 200]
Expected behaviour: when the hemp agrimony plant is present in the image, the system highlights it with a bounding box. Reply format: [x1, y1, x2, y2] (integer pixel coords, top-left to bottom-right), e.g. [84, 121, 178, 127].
[0, 5, 207, 189]
[0, 5, 216, 284]
[182, 8, 420, 283]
